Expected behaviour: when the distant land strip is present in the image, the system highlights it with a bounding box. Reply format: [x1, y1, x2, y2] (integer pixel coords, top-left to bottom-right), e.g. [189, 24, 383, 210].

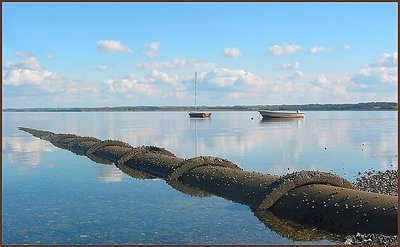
[3, 102, 397, 112]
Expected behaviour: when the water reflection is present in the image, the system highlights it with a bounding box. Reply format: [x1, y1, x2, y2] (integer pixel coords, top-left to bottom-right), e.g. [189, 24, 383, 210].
[260, 117, 304, 127]
[4, 111, 397, 178]
[254, 210, 341, 242]
[3, 111, 397, 244]
[97, 166, 125, 183]
[3, 135, 57, 174]
[189, 118, 211, 156]
[7, 128, 345, 242]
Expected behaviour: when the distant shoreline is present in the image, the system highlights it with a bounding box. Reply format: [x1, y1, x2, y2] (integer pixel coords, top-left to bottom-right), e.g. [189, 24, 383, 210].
[3, 102, 397, 112]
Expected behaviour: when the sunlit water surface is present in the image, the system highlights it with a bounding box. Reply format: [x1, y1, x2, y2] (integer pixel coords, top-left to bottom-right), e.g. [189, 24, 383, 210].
[2, 111, 398, 244]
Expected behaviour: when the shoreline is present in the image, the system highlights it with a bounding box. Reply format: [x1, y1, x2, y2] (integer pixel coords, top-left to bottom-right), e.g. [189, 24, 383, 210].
[3, 102, 398, 112]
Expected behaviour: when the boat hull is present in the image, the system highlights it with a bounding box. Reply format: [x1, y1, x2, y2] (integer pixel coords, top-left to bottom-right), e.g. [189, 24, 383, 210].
[189, 112, 212, 118]
[259, 110, 304, 118]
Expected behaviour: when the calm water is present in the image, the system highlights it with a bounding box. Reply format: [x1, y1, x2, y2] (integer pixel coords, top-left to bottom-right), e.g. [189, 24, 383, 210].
[2, 111, 398, 244]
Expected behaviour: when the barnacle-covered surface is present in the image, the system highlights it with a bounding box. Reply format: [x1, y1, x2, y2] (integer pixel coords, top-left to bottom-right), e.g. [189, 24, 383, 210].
[19, 127, 398, 239]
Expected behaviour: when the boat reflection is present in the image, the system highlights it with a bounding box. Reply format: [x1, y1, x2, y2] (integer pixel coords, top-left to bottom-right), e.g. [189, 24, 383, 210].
[189, 118, 212, 123]
[190, 117, 211, 157]
[260, 118, 304, 123]
[260, 117, 304, 128]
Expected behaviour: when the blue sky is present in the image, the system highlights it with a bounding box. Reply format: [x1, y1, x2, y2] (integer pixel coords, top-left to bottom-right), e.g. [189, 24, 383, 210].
[3, 2, 398, 108]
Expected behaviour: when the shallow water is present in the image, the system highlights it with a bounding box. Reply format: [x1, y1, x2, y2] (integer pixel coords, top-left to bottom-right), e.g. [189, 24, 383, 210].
[2, 111, 398, 244]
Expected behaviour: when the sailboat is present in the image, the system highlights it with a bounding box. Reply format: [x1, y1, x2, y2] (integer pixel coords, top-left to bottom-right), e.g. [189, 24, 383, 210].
[188, 72, 211, 118]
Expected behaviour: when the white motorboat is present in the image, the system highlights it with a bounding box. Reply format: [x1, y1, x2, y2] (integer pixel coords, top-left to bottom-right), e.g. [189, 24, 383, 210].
[259, 110, 305, 118]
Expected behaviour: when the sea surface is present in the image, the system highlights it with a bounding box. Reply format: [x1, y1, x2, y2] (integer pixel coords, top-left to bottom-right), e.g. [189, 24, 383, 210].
[2, 111, 398, 244]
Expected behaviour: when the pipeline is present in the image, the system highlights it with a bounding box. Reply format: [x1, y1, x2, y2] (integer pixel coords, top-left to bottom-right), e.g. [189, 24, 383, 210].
[19, 127, 397, 238]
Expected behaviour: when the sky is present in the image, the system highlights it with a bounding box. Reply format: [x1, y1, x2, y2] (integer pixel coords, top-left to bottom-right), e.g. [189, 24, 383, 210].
[2, 2, 398, 108]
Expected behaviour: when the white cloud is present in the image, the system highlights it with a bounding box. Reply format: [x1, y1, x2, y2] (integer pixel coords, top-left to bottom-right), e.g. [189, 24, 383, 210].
[3, 69, 57, 86]
[352, 51, 397, 85]
[296, 71, 304, 77]
[268, 43, 302, 56]
[145, 41, 160, 58]
[310, 86, 323, 96]
[369, 52, 397, 67]
[279, 61, 300, 70]
[104, 73, 160, 96]
[344, 45, 351, 50]
[6, 57, 43, 70]
[354, 67, 397, 84]
[15, 51, 33, 57]
[2, 56, 75, 95]
[312, 74, 329, 87]
[304, 75, 353, 103]
[202, 68, 265, 88]
[46, 53, 54, 59]
[333, 85, 349, 97]
[136, 59, 217, 71]
[132, 70, 180, 86]
[136, 62, 159, 70]
[228, 92, 247, 99]
[224, 47, 242, 58]
[291, 70, 304, 78]
[148, 69, 179, 86]
[174, 91, 188, 99]
[95, 64, 109, 71]
[3, 56, 60, 90]
[97, 40, 132, 53]
[60, 80, 100, 98]
[309, 46, 332, 54]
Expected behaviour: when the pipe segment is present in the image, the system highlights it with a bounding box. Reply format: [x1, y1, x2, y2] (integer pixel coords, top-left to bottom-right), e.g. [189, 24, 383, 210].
[18, 127, 397, 236]
[270, 184, 397, 234]
[167, 156, 242, 184]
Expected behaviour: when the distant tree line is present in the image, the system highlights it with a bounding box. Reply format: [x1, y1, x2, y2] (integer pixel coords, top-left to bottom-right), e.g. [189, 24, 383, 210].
[3, 102, 397, 112]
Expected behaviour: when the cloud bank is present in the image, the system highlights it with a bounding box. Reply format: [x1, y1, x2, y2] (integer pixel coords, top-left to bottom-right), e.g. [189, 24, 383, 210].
[352, 52, 397, 86]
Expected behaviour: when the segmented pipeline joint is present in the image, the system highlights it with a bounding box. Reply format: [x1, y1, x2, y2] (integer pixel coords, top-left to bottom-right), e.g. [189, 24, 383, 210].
[18, 127, 398, 236]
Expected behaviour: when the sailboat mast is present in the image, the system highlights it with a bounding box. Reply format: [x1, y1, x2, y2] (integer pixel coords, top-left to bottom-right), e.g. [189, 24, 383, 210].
[194, 72, 197, 111]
